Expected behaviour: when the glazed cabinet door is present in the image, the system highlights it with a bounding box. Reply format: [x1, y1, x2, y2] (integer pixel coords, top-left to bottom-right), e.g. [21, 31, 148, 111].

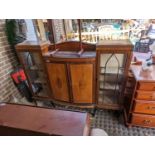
[69, 63, 94, 104]
[46, 63, 70, 102]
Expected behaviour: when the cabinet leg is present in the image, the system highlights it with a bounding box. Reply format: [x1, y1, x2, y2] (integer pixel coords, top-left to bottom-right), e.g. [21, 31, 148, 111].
[127, 124, 132, 128]
[51, 101, 56, 108]
[33, 99, 38, 106]
[91, 108, 97, 117]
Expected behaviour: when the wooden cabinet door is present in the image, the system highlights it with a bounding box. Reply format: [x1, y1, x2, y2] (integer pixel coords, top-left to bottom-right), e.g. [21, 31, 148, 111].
[46, 63, 69, 102]
[69, 64, 94, 104]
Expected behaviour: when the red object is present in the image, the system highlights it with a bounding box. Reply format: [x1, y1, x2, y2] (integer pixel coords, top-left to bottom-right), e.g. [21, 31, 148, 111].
[11, 69, 26, 84]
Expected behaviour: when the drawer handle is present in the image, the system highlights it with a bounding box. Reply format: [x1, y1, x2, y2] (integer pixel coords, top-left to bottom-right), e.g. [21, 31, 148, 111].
[143, 120, 152, 124]
[147, 106, 155, 110]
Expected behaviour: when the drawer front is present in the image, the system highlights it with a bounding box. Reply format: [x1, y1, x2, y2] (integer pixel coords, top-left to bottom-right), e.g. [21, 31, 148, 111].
[133, 100, 155, 115]
[138, 82, 155, 91]
[135, 91, 155, 100]
[132, 113, 155, 127]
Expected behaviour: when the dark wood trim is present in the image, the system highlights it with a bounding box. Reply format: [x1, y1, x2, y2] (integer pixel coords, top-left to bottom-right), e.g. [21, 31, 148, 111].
[63, 19, 67, 41]
[78, 19, 82, 50]
[47, 19, 56, 49]
[66, 63, 73, 103]
[49, 41, 96, 51]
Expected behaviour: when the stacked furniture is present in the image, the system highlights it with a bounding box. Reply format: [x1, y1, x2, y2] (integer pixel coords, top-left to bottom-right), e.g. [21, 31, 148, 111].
[18, 40, 155, 129]
[124, 65, 155, 128]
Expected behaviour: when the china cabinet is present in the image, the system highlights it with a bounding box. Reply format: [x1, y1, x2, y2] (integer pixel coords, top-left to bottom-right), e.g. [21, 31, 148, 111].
[15, 41, 52, 100]
[96, 40, 133, 110]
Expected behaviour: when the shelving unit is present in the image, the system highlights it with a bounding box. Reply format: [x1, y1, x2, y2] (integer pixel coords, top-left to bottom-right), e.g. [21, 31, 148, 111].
[96, 40, 133, 110]
[16, 41, 52, 100]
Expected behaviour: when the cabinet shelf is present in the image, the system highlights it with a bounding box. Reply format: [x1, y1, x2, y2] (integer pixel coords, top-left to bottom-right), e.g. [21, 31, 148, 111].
[100, 67, 124, 75]
[98, 91, 122, 110]
[34, 78, 47, 84]
[25, 65, 44, 72]
[99, 81, 122, 91]
[96, 40, 133, 110]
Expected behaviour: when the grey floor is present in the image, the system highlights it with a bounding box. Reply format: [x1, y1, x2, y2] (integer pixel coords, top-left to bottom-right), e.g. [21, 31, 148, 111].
[91, 109, 155, 136]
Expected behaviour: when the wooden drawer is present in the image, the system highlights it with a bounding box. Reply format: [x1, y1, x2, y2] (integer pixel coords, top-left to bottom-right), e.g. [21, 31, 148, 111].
[135, 91, 155, 100]
[138, 82, 155, 91]
[132, 113, 155, 127]
[133, 100, 155, 115]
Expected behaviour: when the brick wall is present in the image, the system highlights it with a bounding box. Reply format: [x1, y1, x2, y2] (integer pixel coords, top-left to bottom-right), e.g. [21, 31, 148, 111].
[0, 19, 21, 102]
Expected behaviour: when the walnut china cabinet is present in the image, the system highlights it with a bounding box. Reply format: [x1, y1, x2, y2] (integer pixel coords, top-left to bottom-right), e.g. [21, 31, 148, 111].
[96, 40, 133, 110]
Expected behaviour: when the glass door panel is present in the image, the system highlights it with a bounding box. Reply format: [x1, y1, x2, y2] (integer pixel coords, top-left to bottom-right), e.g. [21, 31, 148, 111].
[19, 52, 50, 98]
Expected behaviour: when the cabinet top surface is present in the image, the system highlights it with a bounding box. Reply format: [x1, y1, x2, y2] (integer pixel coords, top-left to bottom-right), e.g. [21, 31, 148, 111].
[44, 51, 96, 59]
[16, 41, 50, 51]
[131, 65, 155, 82]
[97, 40, 133, 46]
[16, 40, 50, 46]
[0, 103, 89, 136]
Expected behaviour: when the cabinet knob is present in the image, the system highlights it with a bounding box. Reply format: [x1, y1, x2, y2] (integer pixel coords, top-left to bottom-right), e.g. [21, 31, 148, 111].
[143, 120, 151, 124]
[147, 106, 155, 110]
[149, 95, 153, 99]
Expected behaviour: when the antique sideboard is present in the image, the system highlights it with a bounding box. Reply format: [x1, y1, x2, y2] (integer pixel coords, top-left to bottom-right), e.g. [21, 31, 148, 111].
[16, 40, 133, 110]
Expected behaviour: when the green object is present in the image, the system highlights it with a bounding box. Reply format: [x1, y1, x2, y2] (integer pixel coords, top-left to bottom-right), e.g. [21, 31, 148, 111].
[5, 19, 17, 47]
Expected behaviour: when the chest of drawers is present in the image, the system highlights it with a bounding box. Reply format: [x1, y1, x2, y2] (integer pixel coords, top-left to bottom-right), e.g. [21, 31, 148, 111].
[124, 65, 155, 128]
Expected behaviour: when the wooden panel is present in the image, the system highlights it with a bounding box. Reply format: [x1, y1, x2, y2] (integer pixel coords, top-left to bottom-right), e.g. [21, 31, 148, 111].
[138, 82, 155, 91]
[132, 113, 155, 127]
[16, 40, 50, 52]
[49, 41, 96, 51]
[70, 64, 94, 103]
[46, 63, 69, 102]
[133, 100, 155, 115]
[135, 91, 155, 100]
[0, 103, 90, 136]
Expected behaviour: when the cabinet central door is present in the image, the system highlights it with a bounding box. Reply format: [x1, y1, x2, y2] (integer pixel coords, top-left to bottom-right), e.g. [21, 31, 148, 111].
[46, 63, 69, 102]
[69, 64, 94, 104]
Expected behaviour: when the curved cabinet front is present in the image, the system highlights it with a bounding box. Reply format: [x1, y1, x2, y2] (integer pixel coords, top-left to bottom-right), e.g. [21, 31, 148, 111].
[69, 64, 94, 104]
[46, 63, 70, 102]
[45, 54, 96, 105]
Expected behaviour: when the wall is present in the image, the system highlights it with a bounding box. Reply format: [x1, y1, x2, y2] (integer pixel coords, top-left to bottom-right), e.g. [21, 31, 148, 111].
[0, 19, 21, 102]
